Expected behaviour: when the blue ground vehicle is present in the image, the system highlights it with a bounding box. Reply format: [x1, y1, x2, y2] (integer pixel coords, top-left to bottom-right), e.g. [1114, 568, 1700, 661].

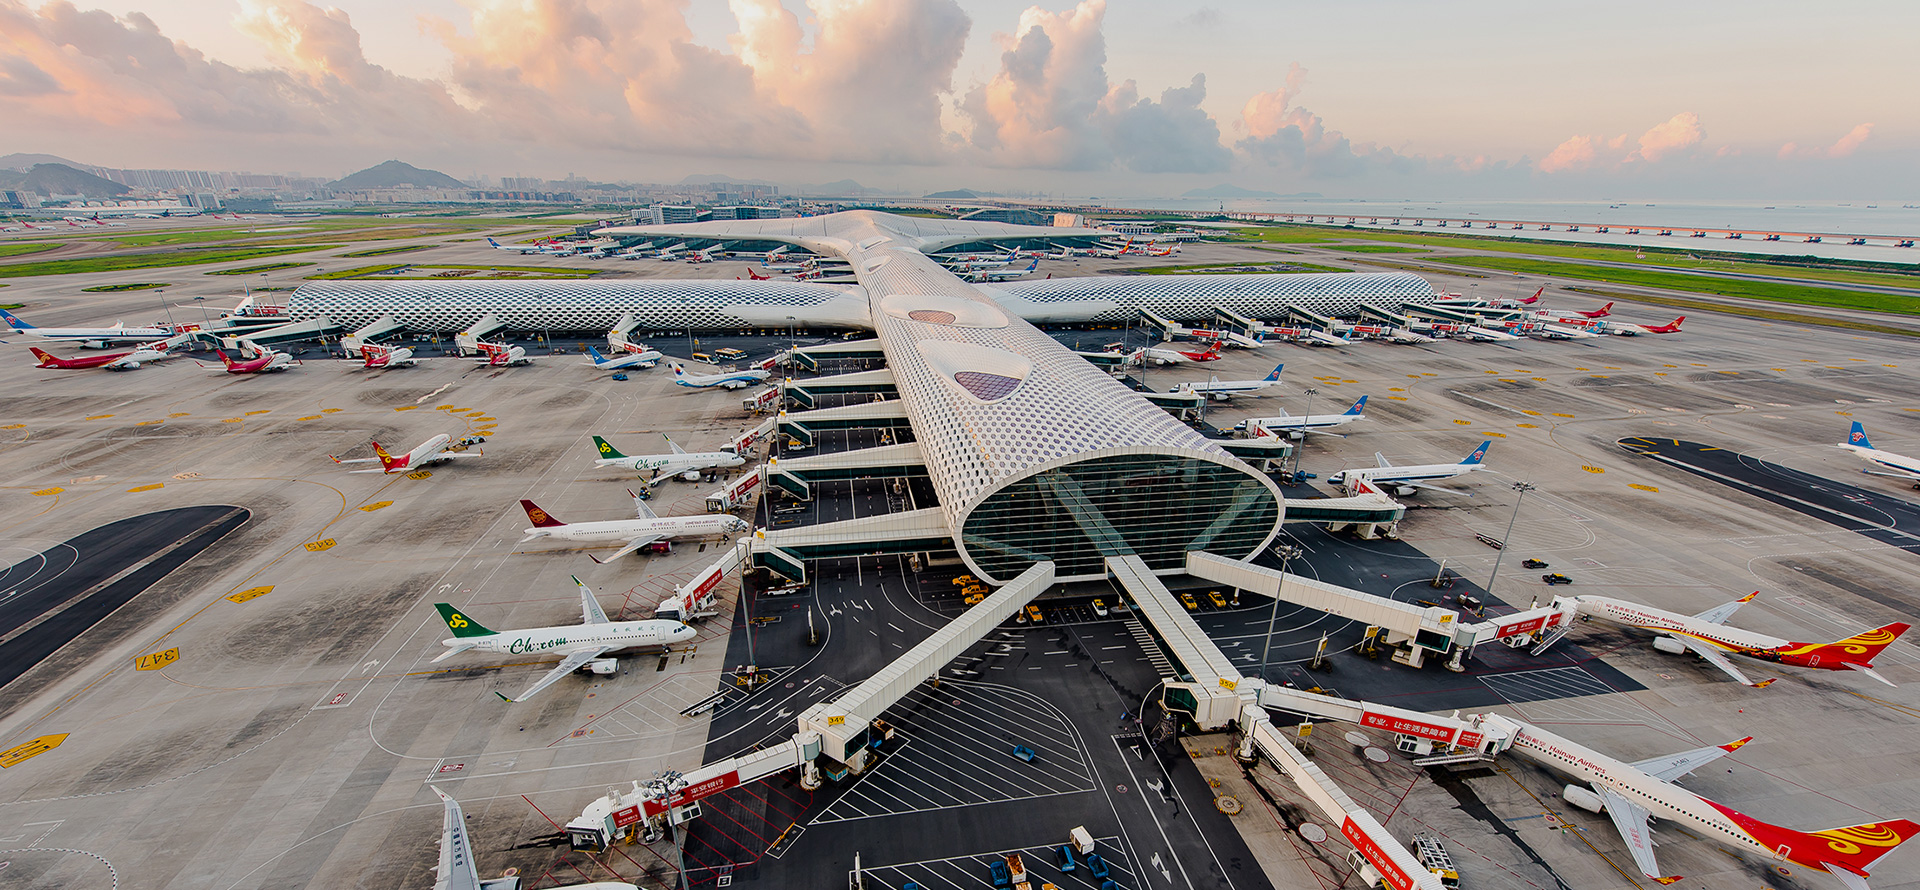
[1011, 744, 1037, 762]
[988, 859, 1010, 888]
[1087, 852, 1110, 879]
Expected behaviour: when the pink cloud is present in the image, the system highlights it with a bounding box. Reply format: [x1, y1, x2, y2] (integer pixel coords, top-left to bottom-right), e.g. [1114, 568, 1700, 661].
[1538, 135, 1598, 173]
[1629, 112, 1702, 162]
[1778, 123, 1875, 160]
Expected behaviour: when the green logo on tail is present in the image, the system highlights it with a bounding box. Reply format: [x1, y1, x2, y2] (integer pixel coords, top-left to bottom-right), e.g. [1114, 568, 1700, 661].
[592, 436, 626, 459]
[434, 603, 495, 638]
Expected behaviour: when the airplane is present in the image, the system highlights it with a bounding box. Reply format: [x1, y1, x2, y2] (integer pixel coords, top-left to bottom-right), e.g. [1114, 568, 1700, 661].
[1, 308, 173, 346]
[1327, 440, 1490, 495]
[428, 786, 638, 890]
[1258, 324, 1349, 347]
[1837, 422, 1920, 488]
[30, 344, 173, 370]
[1569, 301, 1614, 318]
[1570, 591, 1909, 687]
[968, 258, 1040, 282]
[1524, 321, 1601, 340]
[1168, 363, 1286, 401]
[590, 434, 744, 481]
[472, 342, 530, 367]
[584, 344, 661, 370]
[1332, 322, 1435, 344]
[1408, 318, 1522, 342]
[667, 360, 770, 390]
[1639, 316, 1686, 333]
[355, 343, 418, 369]
[518, 491, 750, 561]
[1480, 712, 1920, 889]
[485, 237, 546, 255]
[432, 576, 700, 702]
[210, 346, 295, 373]
[1235, 395, 1368, 438]
[656, 242, 688, 260]
[330, 434, 485, 473]
[1531, 313, 1651, 336]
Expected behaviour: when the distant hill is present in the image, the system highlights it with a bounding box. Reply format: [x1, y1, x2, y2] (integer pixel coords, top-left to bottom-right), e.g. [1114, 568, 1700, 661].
[0, 163, 130, 198]
[328, 160, 465, 190]
[925, 188, 980, 200]
[0, 153, 89, 173]
[1184, 184, 1275, 199]
[804, 179, 870, 195]
[680, 173, 777, 186]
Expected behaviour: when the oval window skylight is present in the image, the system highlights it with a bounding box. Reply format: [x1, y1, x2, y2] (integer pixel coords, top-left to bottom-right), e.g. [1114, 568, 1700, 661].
[879, 293, 1008, 328]
[908, 309, 957, 324]
[917, 340, 1032, 404]
[953, 371, 1022, 400]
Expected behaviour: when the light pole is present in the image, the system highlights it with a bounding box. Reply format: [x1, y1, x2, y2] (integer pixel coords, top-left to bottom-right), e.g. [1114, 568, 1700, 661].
[1485, 481, 1536, 598]
[786, 315, 797, 374]
[1261, 544, 1300, 682]
[1291, 388, 1318, 478]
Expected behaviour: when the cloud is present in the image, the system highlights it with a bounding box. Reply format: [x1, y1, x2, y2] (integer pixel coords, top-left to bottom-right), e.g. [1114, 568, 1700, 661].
[1538, 113, 1699, 172]
[1630, 111, 1703, 162]
[1538, 135, 1598, 173]
[1232, 63, 1404, 179]
[1778, 122, 1875, 160]
[956, 0, 1227, 173]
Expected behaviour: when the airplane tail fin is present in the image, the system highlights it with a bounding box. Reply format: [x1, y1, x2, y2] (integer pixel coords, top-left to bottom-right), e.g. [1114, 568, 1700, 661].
[29, 346, 55, 364]
[520, 499, 565, 528]
[371, 441, 403, 472]
[1594, 301, 1614, 317]
[433, 603, 495, 638]
[592, 435, 626, 459]
[1461, 441, 1492, 465]
[586, 345, 606, 363]
[217, 350, 234, 368]
[669, 361, 686, 376]
[1785, 623, 1911, 674]
[0, 308, 35, 329]
[486, 238, 500, 246]
[1345, 395, 1368, 415]
[1847, 421, 1873, 449]
[1522, 286, 1543, 303]
[1264, 363, 1285, 382]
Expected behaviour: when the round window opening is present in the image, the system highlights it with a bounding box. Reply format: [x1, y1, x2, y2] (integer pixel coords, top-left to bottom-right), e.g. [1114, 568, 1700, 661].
[907, 309, 957, 324]
[953, 371, 1022, 401]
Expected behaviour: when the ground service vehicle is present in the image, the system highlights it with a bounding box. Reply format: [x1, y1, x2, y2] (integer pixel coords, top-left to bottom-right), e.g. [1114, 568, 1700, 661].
[1522, 558, 1549, 569]
[1180, 592, 1199, 611]
[713, 347, 747, 360]
[964, 593, 985, 606]
[1207, 590, 1228, 608]
[1069, 826, 1095, 855]
[1006, 853, 1028, 887]
[690, 352, 712, 362]
[989, 859, 1010, 888]
[962, 584, 988, 596]
[1543, 573, 1573, 585]
[1025, 605, 1044, 624]
[952, 575, 978, 586]
[1057, 844, 1077, 872]
[1412, 834, 1461, 889]
[1091, 599, 1109, 617]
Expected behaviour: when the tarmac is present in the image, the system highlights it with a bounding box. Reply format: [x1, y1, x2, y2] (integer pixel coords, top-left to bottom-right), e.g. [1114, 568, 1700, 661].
[0, 220, 1917, 890]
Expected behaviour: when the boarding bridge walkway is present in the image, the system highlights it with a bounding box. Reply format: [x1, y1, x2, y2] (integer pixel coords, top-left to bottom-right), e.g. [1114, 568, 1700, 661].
[1357, 302, 1413, 325]
[1402, 304, 1485, 325]
[1218, 437, 1293, 473]
[1282, 491, 1406, 535]
[783, 368, 897, 408]
[777, 400, 912, 446]
[339, 314, 405, 350]
[1107, 555, 1242, 686]
[1278, 305, 1339, 330]
[453, 313, 507, 355]
[1186, 552, 1461, 668]
[217, 316, 341, 348]
[1210, 306, 1263, 337]
[792, 338, 887, 371]
[748, 506, 954, 583]
[766, 442, 927, 500]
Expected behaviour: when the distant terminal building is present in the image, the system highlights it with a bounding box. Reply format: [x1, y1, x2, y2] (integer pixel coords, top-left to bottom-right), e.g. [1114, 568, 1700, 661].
[958, 208, 1051, 226]
[711, 206, 795, 220]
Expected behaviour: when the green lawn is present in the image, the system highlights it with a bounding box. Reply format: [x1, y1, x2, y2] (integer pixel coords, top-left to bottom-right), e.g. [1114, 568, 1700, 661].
[207, 262, 316, 275]
[0, 243, 59, 259]
[1437, 256, 1920, 315]
[1321, 244, 1427, 254]
[81, 282, 170, 292]
[306, 263, 596, 280]
[340, 244, 435, 258]
[1141, 261, 1348, 275]
[0, 245, 339, 278]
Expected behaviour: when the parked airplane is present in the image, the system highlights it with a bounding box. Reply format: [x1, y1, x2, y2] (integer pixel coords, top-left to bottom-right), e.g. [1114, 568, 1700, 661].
[1837, 422, 1920, 488]
[1332, 322, 1435, 344]
[1327, 440, 1490, 495]
[1480, 713, 1920, 888]
[354, 343, 419, 369]
[1258, 324, 1350, 347]
[1571, 591, 1908, 687]
[1089, 238, 1135, 258]
[518, 491, 750, 561]
[211, 346, 295, 373]
[473, 342, 530, 367]
[29, 344, 172, 370]
[432, 576, 699, 702]
[584, 344, 661, 370]
[485, 237, 547, 255]
[590, 434, 744, 481]
[1, 308, 172, 346]
[1640, 316, 1685, 333]
[667, 360, 770, 390]
[1235, 395, 1369, 438]
[331, 434, 485, 473]
[968, 258, 1040, 282]
[1569, 301, 1614, 318]
[428, 786, 638, 890]
[1169, 363, 1286, 401]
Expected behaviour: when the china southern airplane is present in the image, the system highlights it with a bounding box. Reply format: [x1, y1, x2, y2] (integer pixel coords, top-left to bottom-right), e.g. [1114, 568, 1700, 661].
[667, 359, 770, 390]
[432, 576, 698, 702]
[1327, 440, 1489, 495]
[1837, 421, 1920, 488]
[518, 490, 749, 561]
[589, 434, 744, 481]
[1167, 363, 1285, 401]
[1235, 395, 1368, 438]
[1572, 591, 1908, 687]
[2, 308, 173, 346]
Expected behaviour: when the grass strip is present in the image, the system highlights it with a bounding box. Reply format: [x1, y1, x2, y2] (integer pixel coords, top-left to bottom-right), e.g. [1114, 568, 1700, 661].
[1344, 258, 1491, 278]
[1321, 244, 1427, 254]
[0, 244, 336, 278]
[305, 263, 596, 280]
[0, 243, 59, 259]
[207, 262, 315, 275]
[1436, 256, 1919, 315]
[81, 282, 170, 292]
[1565, 287, 1920, 339]
[340, 244, 435, 258]
[1140, 261, 1347, 275]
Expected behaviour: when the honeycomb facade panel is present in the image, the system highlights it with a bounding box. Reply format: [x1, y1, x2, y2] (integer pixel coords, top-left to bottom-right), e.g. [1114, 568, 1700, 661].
[991, 271, 1435, 323]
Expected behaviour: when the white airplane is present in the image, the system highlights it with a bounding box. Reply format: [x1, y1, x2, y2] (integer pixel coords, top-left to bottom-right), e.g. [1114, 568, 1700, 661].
[485, 237, 547, 255]
[584, 344, 661, 370]
[473, 342, 530, 367]
[1570, 591, 1908, 687]
[1478, 713, 1920, 889]
[1235, 395, 1368, 438]
[432, 576, 700, 703]
[330, 434, 485, 474]
[1524, 320, 1601, 340]
[656, 242, 688, 260]
[1332, 321, 1436, 344]
[428, 786, 637, 890]
[1327, 440, 1489, 495]
[0, 308, 173, 347]
[667, 360, 770, 390]
[1169, 363, 1286, 401]
[1255, 323, 1349, 347]
[967, 258, 1040, 282]
[1089, 238, 1135, 258]
[591, 435, 744, 481]
[1837, 422, 1920, 489]
[518, 491, 750, 561]
[353, 343, 419, 369]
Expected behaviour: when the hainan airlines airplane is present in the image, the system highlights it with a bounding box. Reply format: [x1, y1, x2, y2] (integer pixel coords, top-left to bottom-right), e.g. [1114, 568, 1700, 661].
[1478, 713, 1920, 888]
[517, 492, 750, 561]
[352, 343, 419, 369]
[1235, 395, 1368, 438]
[1836, 422, 1920, 488]
[1168, 363, 1285, 401]
[584, 344, 661, 370]
[432, 576, 699, 702]
[590, 435, 744, 481]
[428, 787, 638, 890]
[1327, 440, 1490, 495]
[29, 344, 173, 370]
[667, 360, 770, 390]
[2, 308, 172, 346]
[330, 434, 485, 473]
[1570, 591, 1908, 687]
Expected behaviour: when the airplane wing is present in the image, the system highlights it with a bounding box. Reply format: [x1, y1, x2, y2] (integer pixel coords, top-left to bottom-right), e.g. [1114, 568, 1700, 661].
[575, 576, 610, 625]
[1381, 479, 1473, 496]
[330, 456, 380, 464]
[1691, 592, 1757, 626]
[629, 490, 657, 519]
[1667, 634, 1767, 686]
[1597, 786, 1680, 884]
[430, 787, 483, 890]
[603, 534, 666, 562]
[498, 646, 616, 703]
[1631, 738, 1752, 783]
[1374, 452, 1394, 468]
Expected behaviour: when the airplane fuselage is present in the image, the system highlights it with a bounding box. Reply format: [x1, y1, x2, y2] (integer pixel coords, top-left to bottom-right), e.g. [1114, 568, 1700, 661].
[1331, 463, 1480, 486]
[1573, 595, 1881, 672]
[452, 619, 698, 658]
[522, 515, 747, 545]
[1839, 443, 1920, 479]
[594, 452, 743, 475]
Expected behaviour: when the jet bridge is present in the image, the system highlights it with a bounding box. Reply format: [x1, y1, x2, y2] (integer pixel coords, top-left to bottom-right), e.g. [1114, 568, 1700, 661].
[1282, 492, 1406, 537]
[1210, 306, 1263, 337]
[452, 313, 507, 355]
[782, 368, 897, 409]
[1278, 304, 1339, 330]
[776, 400, 912, 446]
[1356, 302, 1413, 325]
[338, 314, 405, 351]
[791, 338, 887, 371]
[748, 506, 955, 583]
[765, 442, 926, 500]
[220, 315, 341, 348]
[1186, 551, 1462, 668]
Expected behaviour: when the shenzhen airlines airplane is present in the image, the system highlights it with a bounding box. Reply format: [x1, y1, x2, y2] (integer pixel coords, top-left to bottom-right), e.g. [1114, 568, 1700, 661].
[30, 344, 173, 370]
[2, 308, 172, 346]
[353, 343, 418, 369]
[1837, 422, 1920, 488]
[1235, 395, 1368, 438]
[1477, 713, 1920, 888]
[1168, 363, 1285, 401]
[518, 492, 750, 561]
[1572, 592, 1908, 686]
[590, 435, 744, 481]
[432, 576, 699, 702]
[472, 341, 530, 367]
[331, 434, 485, 473]
[212, 347, 295, 373]
[1327, 440, 1490, 495]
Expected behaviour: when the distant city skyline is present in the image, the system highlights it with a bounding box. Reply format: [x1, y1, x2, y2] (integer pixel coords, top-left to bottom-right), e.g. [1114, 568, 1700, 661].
[4, 0, 1914, 199]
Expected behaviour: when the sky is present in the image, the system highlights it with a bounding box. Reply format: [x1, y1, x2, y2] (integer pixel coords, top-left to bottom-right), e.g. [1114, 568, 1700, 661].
[3, 0, 1915, 199]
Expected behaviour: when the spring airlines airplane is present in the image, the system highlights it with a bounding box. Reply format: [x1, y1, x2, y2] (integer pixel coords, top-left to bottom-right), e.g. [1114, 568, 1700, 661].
[432, 577, 698, 702]
[1476, 712, 1919, 888]
[1836, 422, 1920, 488]
[1571, 591, 1909, 687]
[330, 434, 486, 473]
[589, 435, 745, 482]
[518, 490, 750, 561]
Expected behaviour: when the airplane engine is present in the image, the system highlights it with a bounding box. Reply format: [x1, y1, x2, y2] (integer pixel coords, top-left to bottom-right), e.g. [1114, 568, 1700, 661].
[1392, 485, 1419, 497]
[1562, 784, 1606, 814]
[679, 470, 703, 483]
[585, 658, 618, 676]
[109, 361, 139, 370]
[82, 340, 108, 349]
[1652, 636, 1688, 655]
